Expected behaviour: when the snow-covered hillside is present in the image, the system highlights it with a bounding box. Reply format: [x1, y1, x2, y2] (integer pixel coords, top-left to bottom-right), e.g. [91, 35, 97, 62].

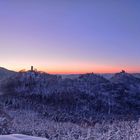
[0, 67, 16, 80]
[1, 70, 140, 119]
[0, 110, 140, 140]
[0, 70, 140, 139]
[0, 134, 47, 140]
[1, 71, 140, 137]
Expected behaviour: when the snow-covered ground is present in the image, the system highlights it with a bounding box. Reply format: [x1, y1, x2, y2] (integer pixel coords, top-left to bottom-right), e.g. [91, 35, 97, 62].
[0, 134, 47, 140]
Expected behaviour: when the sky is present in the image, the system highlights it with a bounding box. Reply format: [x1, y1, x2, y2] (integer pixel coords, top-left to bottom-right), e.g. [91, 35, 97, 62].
[0, 0, 140, 74]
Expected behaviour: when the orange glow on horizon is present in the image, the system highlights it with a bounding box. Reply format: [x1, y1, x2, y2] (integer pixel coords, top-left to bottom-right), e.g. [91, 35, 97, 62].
[11, 66, 140, 74]
[1, 62, 140, 74]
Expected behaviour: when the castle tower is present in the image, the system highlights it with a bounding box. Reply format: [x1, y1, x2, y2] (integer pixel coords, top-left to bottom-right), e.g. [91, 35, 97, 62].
[121, 70, 125, 73]
[31, 66, 34, 72]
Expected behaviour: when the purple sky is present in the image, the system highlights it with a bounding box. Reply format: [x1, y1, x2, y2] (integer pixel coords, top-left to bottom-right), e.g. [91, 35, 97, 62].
[0, 0, 140, 73]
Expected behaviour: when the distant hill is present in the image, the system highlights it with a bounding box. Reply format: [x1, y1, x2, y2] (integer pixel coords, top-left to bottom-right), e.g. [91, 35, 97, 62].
[110, 71, 140, 86]
[133, 73, 140, 79]
[0, 67, 16, 80]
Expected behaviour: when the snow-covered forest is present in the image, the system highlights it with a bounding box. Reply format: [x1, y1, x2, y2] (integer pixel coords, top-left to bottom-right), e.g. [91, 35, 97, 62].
[0, 70, 140, 139]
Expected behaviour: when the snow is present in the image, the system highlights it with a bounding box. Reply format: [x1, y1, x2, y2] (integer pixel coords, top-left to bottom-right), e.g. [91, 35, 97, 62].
[0, 134, 47, 140]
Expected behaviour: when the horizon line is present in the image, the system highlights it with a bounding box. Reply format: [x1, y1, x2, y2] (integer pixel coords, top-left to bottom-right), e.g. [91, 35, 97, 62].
[1, 66, 140, 74]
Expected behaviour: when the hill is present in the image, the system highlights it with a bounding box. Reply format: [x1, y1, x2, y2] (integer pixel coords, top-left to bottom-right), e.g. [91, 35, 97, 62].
[0, 70, 140, 139]
[0, 67, 16, 80]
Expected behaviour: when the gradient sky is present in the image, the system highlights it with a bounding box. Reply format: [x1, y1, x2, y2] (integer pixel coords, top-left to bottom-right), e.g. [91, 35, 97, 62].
[0, 0, 140, 74]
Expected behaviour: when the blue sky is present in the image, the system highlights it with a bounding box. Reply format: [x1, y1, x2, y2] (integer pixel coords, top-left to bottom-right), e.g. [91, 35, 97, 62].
[0, 0, 140, 73]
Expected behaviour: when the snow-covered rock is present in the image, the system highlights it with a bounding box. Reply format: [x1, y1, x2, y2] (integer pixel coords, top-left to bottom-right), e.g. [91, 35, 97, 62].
[0, 134, 47, 140]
